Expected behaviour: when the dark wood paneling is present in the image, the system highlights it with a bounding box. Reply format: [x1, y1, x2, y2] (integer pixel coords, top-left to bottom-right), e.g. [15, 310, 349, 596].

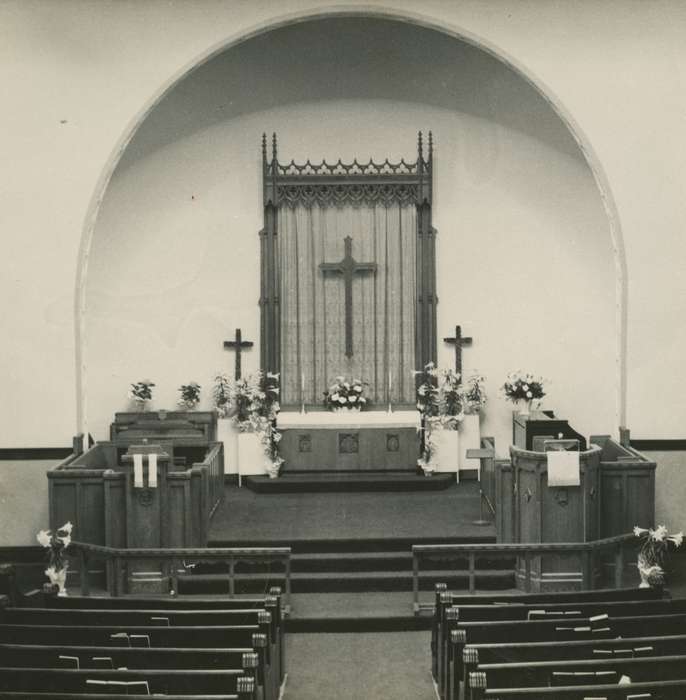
[0, 448, 72, 460]
[280, 427, 419, 470]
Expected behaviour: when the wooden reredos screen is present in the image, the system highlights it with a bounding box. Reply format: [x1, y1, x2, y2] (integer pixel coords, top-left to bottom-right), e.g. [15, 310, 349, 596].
[259, 132, 437, 400]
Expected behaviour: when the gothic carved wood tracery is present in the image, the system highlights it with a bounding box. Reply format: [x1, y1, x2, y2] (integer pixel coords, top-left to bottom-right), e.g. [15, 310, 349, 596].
[259, 133, 437, 389]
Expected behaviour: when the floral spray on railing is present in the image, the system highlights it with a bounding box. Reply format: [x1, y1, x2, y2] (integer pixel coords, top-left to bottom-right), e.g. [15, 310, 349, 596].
[634, 525, 683, 588]
[36, 522, 73, 596]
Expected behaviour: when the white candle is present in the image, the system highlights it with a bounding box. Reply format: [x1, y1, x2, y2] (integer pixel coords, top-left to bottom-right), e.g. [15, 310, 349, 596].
[301, 372, 305, 397]
[388, 370, 392, 399]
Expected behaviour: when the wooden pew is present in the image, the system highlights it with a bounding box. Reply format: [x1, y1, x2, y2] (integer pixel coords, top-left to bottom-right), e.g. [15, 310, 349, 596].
[467, 675, 686, 699]
[467, 654, 686, 700]
[447, 597, 685, 622]
[2, 606, 281, 695]
[437, 597, 686, 698]
[461, 633, 686, 689]
[44, 591, 286, 687]
[445, 612, 686, 700]
[431, 585, 665, 689]
[431, 583, 669, 683]
[0, 667, 256, 697]
[0, 695, 244, 700]
[0, 642, 256, 671]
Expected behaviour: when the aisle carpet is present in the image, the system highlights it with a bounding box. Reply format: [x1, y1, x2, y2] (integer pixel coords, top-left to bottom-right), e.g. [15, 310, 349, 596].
[282, 631, 436, 700]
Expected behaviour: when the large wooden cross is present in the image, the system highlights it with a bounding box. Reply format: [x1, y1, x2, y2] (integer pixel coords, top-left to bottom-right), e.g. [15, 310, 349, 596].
[223, 328, 253, 379]
[444, 325, 473, 379]
[320, 236, 377, 358]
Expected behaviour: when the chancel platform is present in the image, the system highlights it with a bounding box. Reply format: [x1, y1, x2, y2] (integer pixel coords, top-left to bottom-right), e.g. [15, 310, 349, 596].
[277, 410, 420, 471]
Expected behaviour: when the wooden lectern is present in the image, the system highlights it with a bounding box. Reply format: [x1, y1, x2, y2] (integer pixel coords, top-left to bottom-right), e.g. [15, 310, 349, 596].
[508, 443, 602, 592]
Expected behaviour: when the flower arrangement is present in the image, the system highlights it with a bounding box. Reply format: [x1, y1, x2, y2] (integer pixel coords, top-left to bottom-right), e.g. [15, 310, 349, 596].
[129, 380, 155, 410]
[415, 362, 440, 419]
[227, 371, 283, 477]
[36, 521, 73, 596]
[415, 363, 471, 473]
[324, 376, 367, 411]
[460, 373, 487, 414]
[634, 525, 683, 588]
[501, 371, 546, 409]
[178, 381, 201, 410]
[213, 373, 232, 418]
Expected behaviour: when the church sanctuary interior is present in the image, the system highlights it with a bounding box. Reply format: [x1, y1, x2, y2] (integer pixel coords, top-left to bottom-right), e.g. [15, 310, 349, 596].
[3, 2, 686, 699]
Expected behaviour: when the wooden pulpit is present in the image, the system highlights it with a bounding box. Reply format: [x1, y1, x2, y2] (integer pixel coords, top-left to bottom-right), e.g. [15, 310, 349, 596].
[48, 410, 224, 594]
[119, 444, 171, 593]
[507, 443, 602, 592]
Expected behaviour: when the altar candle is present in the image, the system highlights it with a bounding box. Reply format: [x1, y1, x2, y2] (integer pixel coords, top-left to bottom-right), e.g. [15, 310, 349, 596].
[301, 373, 305, 398]
[388, 370, 392, 399]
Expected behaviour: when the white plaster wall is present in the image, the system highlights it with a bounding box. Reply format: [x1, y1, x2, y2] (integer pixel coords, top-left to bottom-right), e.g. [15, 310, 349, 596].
[0, 0, 684, 442]
[84, 18, 615, 453]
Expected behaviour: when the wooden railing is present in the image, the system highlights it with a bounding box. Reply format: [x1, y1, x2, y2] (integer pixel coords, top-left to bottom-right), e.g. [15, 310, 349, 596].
[411, 533, 637, 613]
[192, 441, 224, 527]
[69, 541, 292, 612]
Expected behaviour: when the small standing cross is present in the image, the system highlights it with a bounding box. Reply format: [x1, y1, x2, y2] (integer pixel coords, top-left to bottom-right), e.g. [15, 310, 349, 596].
[320, 236, 377, 358]
[223, 328, 254, 379]
[444, 325, 473, 380]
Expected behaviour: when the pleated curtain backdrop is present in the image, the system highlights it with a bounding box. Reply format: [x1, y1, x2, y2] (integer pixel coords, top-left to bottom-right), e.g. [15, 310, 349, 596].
[279, 203, 416, 408]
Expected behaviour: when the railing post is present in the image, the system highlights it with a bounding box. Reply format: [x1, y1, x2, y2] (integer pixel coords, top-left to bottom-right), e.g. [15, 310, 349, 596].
[468, 552, 476, 594]
[614, 542, 625, 588]
[79, 548, 90, 597]
[582, 549, 592, 590]
[285, 553, 292, 612]
[113, 557, 122, 598]
[412, 549, 420, 612]
[524, 551, 532, 593]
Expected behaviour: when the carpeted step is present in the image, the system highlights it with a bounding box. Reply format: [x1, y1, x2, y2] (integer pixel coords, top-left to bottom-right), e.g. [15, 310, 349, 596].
[176, 568, 515, 594]
[285, 615, 431, 633]
[244, 471, 456, 493]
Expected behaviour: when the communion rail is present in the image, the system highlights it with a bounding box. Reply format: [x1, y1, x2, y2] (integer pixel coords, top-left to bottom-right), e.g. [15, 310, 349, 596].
[412, 532, 637, 614]
[68, 541, 292, 611]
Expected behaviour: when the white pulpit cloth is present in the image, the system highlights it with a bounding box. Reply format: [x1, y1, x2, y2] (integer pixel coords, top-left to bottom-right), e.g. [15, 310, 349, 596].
[547, 450, 580, 487]
[133, 453, 144, 488]
[148, 452, 158, 488]
[277, 410, 420, 430]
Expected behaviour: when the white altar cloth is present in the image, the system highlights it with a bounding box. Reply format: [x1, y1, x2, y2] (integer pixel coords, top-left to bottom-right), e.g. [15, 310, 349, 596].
[277, 410, 420, 430]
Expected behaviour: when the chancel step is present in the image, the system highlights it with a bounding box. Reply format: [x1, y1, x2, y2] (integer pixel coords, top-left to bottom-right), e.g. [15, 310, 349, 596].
[177, 567, 514, 594]
[243, 470, 460, 493]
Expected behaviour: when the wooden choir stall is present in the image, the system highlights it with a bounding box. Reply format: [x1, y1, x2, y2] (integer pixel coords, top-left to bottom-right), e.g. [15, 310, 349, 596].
[48, 411, 224, 592]
[494, 411, 656, 592]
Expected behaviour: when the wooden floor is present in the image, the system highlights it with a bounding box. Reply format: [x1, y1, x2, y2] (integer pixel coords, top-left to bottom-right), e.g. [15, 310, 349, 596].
[209, 480, 494, 544]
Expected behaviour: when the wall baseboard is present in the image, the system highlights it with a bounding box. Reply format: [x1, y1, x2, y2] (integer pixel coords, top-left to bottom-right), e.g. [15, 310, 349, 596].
[0, 448, 72, 461]
[631, 439, 686, 451]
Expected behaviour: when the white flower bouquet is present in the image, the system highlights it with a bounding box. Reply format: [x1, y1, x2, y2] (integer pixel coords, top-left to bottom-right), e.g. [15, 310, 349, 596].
[37, 521, 73, 596]
[324, 376, 367, 411]
[213, 373, 232, 418]
[227, 371, 284, 476]
[460, 373, 487, 414]
[501, 371, 546, 406]
[634, 524, 683, 587]
[178, 381, 201, 410]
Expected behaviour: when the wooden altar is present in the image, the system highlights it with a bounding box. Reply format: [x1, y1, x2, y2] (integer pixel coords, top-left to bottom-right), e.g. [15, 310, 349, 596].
[277, 410, 421, 471]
